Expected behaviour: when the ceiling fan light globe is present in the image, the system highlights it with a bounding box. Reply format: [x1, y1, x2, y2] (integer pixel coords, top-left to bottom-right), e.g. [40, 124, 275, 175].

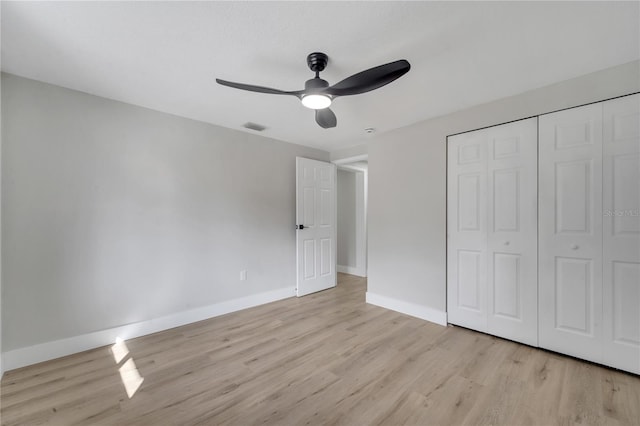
[301, 94, 332, 110]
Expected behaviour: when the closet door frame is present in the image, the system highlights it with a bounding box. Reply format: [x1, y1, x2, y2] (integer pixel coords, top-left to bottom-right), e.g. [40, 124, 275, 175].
[446, 92, 639, 374]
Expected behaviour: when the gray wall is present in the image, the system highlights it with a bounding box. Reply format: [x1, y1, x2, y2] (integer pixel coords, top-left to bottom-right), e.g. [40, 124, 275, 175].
[1, 73, 328, 352]
[330, 145, 367, 162]
[337, 169, 357, 268]
[367, 60, 640, 316]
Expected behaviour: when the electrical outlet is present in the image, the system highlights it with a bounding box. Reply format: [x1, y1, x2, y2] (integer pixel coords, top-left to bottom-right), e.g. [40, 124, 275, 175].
[240, 270, 247, 281]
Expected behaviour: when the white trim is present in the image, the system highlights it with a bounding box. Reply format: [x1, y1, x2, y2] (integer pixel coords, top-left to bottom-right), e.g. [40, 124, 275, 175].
[335, 166, 368, 279]
[334, 164, 338, 287]
[338, 164, 367, 173]
[337, 264, 366, 277]
[332, 154, 368, 165]
[366, 292, 447, 326]
[355, 171, 367, 277]
[335, 167, 367, 278]
[3, 286, 295, 372]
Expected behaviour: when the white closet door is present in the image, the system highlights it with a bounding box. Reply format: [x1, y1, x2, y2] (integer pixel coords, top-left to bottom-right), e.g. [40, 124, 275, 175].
[486, 118, 538, 346]
[539, 104, 604, 364]
[602, 94, 640, 374]
[447, 131, 488, 331]
[448, 118, 537, 343]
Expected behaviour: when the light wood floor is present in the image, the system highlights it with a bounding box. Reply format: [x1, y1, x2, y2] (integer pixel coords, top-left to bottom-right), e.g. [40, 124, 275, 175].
[2, 273, 639, 425]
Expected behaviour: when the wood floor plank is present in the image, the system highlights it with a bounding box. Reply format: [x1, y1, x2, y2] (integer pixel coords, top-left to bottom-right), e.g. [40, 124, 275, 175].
[2, 273, 639, 425]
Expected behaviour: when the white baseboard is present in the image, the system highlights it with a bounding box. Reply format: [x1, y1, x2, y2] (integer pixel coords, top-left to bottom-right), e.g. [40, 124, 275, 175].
[337, 265, 366, 277]
[3, 286, 296, 372]
[365, 292, 447, 326]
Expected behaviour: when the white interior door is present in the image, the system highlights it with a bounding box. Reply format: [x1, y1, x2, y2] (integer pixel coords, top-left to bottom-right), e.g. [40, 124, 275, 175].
[602, 94, 640, 374]
[539, 103, 604, 364]
[447, 131, 489, 332]
[296, 157, 337, 297]
[486, 118, 538, 346]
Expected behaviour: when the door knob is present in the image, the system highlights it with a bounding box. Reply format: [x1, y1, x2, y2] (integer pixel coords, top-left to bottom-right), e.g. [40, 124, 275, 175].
[504, 241, 510, 246]
[297, 224, 305, 230]
[571, 244, 579, 250]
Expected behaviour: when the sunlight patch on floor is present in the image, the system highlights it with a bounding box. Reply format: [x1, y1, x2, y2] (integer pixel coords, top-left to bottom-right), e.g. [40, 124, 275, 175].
[111, 337, 130, 364]
[119, 358, 145, 398]
[110, 336, 144, 399]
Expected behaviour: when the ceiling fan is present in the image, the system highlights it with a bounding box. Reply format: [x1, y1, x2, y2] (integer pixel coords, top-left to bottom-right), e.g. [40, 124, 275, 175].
[216, 52, 411, 129]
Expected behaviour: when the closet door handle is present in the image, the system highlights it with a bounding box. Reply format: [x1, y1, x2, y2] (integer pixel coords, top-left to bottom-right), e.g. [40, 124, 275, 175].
[571, 244, 579, 250]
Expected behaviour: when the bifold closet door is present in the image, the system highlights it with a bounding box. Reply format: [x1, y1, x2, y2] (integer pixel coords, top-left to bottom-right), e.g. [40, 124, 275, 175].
[447, 130, 488, 331]
[486, 119, 538, 345]
[602, 94, 640, 374]
[539, 104, 604, 364]
[448, 118, 538, 346]
[539, 93, 639, 374]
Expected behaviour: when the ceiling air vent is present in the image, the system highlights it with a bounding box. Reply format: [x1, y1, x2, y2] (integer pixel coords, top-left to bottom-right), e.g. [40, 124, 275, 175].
[242, 122, 267, 132]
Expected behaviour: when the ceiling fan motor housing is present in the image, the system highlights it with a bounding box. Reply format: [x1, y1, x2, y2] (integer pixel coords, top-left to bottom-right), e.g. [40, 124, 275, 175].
[307, 52, 328, 73]
[305, 77, 329, 93]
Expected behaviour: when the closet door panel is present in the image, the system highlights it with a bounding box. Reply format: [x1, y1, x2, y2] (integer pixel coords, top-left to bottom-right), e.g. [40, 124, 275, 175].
[448, 118, 537, 340]
[447, 132, 488, 331]
[539, 104, 603, 363]
[602, 94, 640, 374]
[486, 118, 538, 346]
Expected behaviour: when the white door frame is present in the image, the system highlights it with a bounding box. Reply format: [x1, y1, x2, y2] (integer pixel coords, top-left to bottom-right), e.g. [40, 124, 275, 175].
[333, 155, 368, 277]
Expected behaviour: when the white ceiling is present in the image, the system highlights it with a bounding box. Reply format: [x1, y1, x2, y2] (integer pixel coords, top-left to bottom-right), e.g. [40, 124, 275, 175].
[2, 1, 638, 151]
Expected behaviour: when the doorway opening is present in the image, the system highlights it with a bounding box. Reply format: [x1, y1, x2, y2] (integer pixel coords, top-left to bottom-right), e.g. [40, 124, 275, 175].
[334, 155, 368, 278]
